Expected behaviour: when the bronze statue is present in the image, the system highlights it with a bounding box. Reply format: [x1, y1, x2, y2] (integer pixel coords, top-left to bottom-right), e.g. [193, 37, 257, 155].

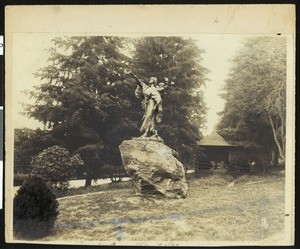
[131, 73, 166, 138]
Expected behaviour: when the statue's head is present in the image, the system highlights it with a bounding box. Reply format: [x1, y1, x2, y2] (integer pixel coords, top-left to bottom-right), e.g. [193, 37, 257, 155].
[148, 77, 157, 86]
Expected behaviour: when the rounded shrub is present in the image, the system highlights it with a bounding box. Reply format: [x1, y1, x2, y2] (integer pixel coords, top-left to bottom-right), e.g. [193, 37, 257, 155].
[14, 176, 59, 221]
[13, 176, 59, 239]
[32, 145, 83, 189]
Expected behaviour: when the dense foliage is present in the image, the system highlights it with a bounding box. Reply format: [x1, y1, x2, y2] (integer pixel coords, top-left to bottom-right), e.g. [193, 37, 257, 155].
[218, 36, 286, 163]
[14, 176, 59, 221]
[14, 128, 61, 174]
[132, 37, 208, 166]
[24, 36, 139, 185]
[32, 145, 83, 188]
[21, 36, 208, 183]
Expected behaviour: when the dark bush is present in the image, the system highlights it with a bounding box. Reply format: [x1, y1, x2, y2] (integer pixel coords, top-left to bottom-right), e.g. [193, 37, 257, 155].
[13, 173, 29, 186]
[13, 176, 59, 239]
[14, 176, 59, 221]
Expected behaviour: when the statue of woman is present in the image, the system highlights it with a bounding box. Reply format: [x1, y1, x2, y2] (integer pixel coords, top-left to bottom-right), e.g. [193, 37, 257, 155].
[131, 73, 165, 138]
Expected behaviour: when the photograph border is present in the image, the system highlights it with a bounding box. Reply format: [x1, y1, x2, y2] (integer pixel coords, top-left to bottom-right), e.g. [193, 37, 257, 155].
[4, 4, 296, 246]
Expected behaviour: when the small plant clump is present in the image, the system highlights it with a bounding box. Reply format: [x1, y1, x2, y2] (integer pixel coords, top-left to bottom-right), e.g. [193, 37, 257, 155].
[14, 176, 59, 221]
[13, 176, 59, 239]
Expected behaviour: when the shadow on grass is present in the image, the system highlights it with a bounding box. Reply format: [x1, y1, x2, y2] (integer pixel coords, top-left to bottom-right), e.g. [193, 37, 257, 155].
[14, 218, 56, 240]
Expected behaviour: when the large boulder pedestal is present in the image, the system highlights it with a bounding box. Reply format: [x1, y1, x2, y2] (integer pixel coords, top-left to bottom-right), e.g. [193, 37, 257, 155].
[119, 138, 188, 198]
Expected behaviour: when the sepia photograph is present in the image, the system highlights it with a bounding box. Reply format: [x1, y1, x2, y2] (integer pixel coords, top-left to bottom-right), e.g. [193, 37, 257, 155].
[4, 5, 295, 246]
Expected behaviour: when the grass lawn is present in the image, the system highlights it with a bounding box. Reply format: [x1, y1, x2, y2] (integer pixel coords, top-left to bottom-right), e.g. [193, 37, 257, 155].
[14, 174, 286, 244]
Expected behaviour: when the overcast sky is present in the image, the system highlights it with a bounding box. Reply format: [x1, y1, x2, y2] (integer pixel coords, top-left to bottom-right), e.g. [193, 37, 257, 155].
[11, 33, 246, 136]
[194, 35, 245, 135]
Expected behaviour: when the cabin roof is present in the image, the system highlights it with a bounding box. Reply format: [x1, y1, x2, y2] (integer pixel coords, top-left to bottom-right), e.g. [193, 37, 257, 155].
[196, 131, 235, 147]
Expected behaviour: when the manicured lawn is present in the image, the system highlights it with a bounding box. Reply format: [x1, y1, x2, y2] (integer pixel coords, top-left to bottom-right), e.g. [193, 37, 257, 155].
[15, 174, 286, 245]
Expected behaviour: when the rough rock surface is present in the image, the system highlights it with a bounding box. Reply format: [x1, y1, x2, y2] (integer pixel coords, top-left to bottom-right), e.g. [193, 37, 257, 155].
[119, 138, 188, 198]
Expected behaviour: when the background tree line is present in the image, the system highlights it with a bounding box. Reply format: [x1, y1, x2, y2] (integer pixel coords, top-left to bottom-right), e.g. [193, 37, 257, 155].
[217, 36, 287, 168]
[15, 36, 208, 186]
[15, 36, 287, 186]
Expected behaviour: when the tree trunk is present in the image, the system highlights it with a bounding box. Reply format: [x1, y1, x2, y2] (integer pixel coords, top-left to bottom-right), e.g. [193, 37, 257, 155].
[280, 113, 286, 160]
[260, 155, 269, 174]
[268, 113, 284, 161]
[85, 175, 92, 187]
[271, 150, 278, 167]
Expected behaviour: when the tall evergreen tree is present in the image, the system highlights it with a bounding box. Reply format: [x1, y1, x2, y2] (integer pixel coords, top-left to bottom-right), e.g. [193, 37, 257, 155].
[132, 37, 208, 166]
[25, 36, 139, 185]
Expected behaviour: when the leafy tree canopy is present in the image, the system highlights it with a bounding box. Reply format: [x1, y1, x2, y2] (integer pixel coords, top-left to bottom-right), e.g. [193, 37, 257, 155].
[22, 36, 209, 183]
[14, 128, 61, 174]
[24, 36, 139, 184]
[218, 36, 286, 162]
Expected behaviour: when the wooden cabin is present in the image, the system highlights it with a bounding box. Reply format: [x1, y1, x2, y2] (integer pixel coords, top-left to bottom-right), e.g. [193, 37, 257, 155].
[195, 131, 236, 177]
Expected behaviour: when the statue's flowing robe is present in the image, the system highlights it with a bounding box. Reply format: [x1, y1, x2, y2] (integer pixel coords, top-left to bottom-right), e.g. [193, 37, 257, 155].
[135, 83, 162, 134]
